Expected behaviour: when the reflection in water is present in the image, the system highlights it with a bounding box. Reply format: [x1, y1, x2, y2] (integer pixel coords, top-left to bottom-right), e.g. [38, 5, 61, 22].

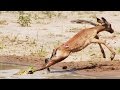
[0, 63, 86, 79]
[1, 63, 118, 79]
[0, 63, 27, 70]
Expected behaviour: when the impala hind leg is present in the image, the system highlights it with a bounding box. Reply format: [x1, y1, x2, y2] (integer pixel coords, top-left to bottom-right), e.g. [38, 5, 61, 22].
[44, 49, 57, 72]
[45, 58, 50, 72]
[30, 55, 69, 73]
[28, 50, 70, 74]
[95, 35, 106, 58]
[90, 39, 115, 60]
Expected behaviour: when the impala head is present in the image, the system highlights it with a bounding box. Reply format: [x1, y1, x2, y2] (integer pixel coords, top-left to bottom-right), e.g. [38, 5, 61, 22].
[97, 17, 114, 33]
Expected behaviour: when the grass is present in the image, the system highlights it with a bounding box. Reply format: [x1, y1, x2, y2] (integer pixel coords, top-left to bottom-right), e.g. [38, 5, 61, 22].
[117, 48, 120, 54]
[115, 32, 120, 36]
[41, 11, 56, 18]
[37, 46, 48, 57]
[16, 11, 100, 25]
[67, 27, 80, 33]
[30, 39, 36, 45]
[53, 40, 61, 48]
[0, 42, 5, 49]
[9, 35, 18, 43]
[27, 38, 37, 47]
[90, 53, 96, 56]
[77, 12, 97, 19]
[30, 45, 48, 57]
[48, 32, 55, 37]
[17, 12, 31, 27]
[0, 20, 8, 25]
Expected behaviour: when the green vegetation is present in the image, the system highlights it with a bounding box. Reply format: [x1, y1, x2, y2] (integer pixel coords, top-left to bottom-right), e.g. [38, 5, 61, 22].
[18, 12, 31, 27]
[0, 42, 5, 49]
[31, 45, 48, 57]
[41, 11, 56, 18]
[117, 48, 120, 54]
[0, 20, 7, 25]
[53, 40, 61, 48]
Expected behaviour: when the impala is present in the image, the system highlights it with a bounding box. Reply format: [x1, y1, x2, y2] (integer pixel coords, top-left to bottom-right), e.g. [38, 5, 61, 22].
[28, 17, 115, 74]
[70, 18, 107, 58]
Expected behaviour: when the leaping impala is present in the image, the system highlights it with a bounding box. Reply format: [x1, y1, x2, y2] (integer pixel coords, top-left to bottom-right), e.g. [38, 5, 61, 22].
[28, 17, 115, 74]
[70, 18, 108, 59]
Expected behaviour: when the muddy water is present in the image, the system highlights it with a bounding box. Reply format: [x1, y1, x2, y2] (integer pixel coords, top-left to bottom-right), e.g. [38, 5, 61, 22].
[0, 63, 97, 79]
[0, 63, 27, 70]
[1, 63, 120, 79]
[0, 63, 90, 79]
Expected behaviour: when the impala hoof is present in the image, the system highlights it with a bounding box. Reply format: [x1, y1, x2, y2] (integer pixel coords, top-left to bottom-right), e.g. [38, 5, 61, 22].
[28, 70, 34, 74]
[103, 55, 106, 58]
[47, 68, 50, 72]
[110, 52, 115, 61]
[45, 58, 49, 64]
[62, 66, 67, 69]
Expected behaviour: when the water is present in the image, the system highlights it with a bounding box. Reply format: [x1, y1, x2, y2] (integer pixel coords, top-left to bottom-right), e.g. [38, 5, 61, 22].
[0, 63, 93, 79]
[0, 63, 120, 79]
[0, 63, 27, 70]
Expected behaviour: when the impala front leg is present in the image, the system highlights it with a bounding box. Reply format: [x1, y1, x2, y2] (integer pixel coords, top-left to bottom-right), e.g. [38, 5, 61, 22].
[45, 58, 50, 72]
[90, 38, 115, 60]
[44, 48, 58, 72]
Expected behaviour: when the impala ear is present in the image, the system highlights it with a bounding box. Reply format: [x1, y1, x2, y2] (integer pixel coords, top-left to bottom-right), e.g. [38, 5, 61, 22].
[101, 17, 107, 22]
[97, 18, 103, 24]
[101, 17, 108, 24]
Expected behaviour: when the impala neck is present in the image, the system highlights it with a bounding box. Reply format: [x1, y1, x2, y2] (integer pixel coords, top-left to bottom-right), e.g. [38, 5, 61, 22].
[96, 25, 106, 34]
